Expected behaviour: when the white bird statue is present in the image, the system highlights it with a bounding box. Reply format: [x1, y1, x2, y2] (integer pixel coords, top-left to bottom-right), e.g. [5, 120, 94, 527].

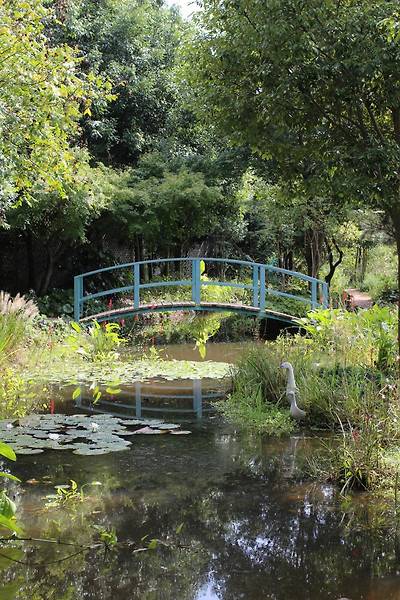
[286, 390, 306, 420]
[280, 362, 306, 419]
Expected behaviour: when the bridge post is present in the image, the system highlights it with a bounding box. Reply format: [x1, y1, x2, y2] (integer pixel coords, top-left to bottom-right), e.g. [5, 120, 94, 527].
[135, 382, 141, 417]
[134, 263, 140, 309]
[192, 259, 201, 305]
[74, 275, 83, 321]
[252, 265, 259, 308]
[311, 280, 318, 310]
[193, 379, 202, 420]
[259, 266, 266, 313]
[321, 281, 329, 308]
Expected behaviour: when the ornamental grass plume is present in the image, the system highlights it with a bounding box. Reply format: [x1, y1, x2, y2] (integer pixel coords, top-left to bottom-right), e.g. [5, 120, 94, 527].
[0, 291, 38, 318]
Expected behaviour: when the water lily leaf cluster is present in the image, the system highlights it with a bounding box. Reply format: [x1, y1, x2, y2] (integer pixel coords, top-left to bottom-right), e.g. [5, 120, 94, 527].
[26, 357, 233, 386]
[0, 414, 191, 456]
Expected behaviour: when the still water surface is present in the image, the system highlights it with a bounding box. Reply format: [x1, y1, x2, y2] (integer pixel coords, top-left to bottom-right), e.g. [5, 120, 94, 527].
[2, 343, 400, 600]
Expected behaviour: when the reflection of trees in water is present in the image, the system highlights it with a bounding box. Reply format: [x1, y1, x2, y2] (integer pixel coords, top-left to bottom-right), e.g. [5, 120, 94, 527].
[2, 428, 400, 599]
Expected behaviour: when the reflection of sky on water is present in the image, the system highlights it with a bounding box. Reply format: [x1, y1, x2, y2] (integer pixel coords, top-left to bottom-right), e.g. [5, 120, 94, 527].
[195, 575, 221, 600]
[5, 345, 400, 600]
[6, 421, 400, 599]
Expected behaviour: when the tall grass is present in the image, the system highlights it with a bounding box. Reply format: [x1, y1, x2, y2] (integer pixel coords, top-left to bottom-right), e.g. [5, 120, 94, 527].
[221, 306, 400, 492]
[0, 292, 38, 361]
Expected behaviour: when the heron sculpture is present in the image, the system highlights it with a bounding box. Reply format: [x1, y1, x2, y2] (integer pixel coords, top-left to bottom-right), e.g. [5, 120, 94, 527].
[280, 362, 306, 419]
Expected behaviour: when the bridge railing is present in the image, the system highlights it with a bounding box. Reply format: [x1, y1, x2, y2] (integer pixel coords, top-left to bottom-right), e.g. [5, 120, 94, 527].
[74, 257, 329, 321]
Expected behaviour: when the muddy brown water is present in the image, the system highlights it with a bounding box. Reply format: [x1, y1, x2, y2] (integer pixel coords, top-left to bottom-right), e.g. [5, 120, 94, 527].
[1, 342, 400, 600]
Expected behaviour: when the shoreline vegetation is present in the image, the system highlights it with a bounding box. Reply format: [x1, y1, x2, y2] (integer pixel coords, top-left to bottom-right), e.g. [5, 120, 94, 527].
[2, 287, 400, 497]
[218, 306, 400, 495]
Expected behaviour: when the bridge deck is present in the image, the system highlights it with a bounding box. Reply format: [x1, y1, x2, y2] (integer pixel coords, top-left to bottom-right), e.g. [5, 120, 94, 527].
[80, 301, 297, 324]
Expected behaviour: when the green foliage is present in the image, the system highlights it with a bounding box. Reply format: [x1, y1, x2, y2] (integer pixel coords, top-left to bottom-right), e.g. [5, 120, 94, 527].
[0, 440, 21, 534]
[220, 383, 295, 436]
[66, 321, 125, 362]
[227, 306, 398, 427]
[224, 306, 400, 491]
[0, 0, 111, 210]
[361, 244, 398, 303]
[298, 306, 397, 372]
[313, 414, 388, 494]
[187, 0, 400, 305]
[0, 368, 38, 419]
[188, 0, 400, 207]
[49, 0, 185, 164]
[188, 313, 225, 359]
[45, 480, 83, 507]
[0, 292, 38, 360]
[93, 525, 118, 549]
[35, 289, 74, 318]
[98, 157, 239, 258]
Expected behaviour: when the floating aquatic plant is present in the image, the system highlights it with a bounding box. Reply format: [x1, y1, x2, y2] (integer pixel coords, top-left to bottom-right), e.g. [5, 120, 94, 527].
[0, 413, 191, 455]
[25, 358, 232, 386]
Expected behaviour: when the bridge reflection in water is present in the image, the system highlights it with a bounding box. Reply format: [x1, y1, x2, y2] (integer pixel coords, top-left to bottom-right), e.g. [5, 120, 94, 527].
[75, 379, 226, 421]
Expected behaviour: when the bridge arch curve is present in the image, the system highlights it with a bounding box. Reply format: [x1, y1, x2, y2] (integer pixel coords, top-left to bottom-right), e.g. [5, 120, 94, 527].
[74, 257, 329, 324]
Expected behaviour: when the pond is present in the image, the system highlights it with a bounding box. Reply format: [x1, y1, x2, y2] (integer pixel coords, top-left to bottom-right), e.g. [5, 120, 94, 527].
[1, 342, 400, 600]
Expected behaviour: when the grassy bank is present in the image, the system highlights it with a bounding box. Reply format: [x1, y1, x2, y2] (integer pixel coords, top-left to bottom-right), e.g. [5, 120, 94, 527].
[220, 306, 400, 494]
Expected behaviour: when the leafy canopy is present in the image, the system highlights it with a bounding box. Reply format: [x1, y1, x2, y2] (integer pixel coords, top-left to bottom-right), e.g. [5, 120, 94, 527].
[0, 0, 112, 212]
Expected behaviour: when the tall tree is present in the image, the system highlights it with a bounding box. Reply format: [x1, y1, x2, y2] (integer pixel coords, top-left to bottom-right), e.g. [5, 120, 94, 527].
[49, 0, 188, 165]
[187, 0, 400, 348]
[0, 0, 109, 217]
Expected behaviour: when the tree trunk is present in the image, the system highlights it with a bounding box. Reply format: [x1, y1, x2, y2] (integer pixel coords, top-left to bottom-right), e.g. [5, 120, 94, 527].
[324, 237, 344, 287]
[390, 207, 400, 361]
[304, 229, 323, 279]
[24, 230, 37, 291]
[38, 241, 63, 295]
[38, 251, 56, 296]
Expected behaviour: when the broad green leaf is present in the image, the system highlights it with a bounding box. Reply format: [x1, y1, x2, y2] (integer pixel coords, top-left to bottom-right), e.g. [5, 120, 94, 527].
[0, 443, 16, 462]
[0, 514, 22, 535]
[0, 494, 16, 519]
[0, 473, 20, 483]
[105, 387, 121, 395]
[72, 387, 81, 400]
[175, 522, 184, 534]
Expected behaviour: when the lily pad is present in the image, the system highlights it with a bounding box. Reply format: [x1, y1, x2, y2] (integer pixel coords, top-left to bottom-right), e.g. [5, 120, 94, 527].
[14, 448, 44, 455]
[0, 412, 185, 455]
[170, 430, 192, 435]
[73, 448, 114, 456]
[132, 427, 167, 435]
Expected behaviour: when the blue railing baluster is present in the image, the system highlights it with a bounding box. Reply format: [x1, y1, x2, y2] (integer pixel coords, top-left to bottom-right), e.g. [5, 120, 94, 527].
[321, 282, 329, 308]
[135, 383, 141, 418]
[74, 275, 83, 321]
[192, 259, 201, 305]
[259, 266, 266, 313]
[252, 264, 259, 308]
[193, 379, 202, 420]
[134, 263, 140, 309]
[311, 280, 318, 310]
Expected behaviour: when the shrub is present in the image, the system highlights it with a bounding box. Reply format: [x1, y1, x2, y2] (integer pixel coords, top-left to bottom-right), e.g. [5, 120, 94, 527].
[0, 367, 38, 418]
[220, 377, 295, 435]
[35, 288, 74, 317]
[66, 320, 125, 361]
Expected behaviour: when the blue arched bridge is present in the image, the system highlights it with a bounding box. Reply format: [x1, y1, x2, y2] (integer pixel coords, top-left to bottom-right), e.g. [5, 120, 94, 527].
[74, 257, 329, 324]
